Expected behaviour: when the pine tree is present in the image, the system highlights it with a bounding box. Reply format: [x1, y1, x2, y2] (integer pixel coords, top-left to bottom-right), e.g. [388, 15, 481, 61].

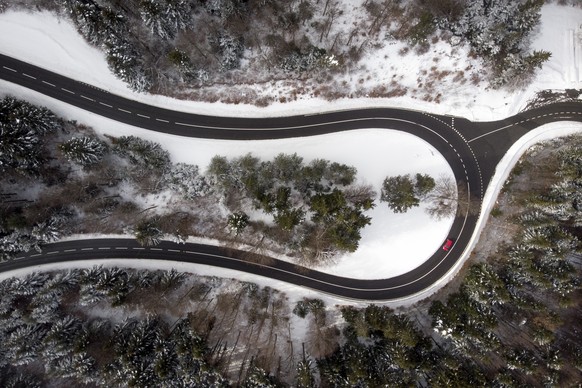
[211, 33, 245, 70]
[105, 39, 152, 92]
[227, 211, 250, 235]
[59, 136, 107, 167]
[113, 136, 170, 172]
[140, 0, 191, 40]
[0, 97, 59, 174]
[380, 175, 419, 213]
[134, 218, 164, 246]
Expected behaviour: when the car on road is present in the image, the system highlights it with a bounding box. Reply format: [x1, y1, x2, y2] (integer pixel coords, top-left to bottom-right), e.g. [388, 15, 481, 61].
[442, 238, 454, 251]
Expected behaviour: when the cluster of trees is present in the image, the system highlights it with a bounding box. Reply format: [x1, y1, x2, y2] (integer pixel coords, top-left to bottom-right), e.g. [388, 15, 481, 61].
[424, 140, 582, 385]
[0, 97, 198, 261]
[424, 0, 550, 87]
[52, 0, 336, 93]
[380, 173, 435, 213]
[8, 0, 551, 98]
[208, 153, 375, 262]
[0, 267, 227, 387]
[0, 97, 73, 261]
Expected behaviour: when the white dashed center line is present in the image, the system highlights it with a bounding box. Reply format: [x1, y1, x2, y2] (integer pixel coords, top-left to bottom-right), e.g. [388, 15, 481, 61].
[42, 80, 55, 87]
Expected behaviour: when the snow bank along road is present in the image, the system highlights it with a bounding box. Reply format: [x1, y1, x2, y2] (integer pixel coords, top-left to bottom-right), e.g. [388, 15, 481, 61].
[1, 54, 581, 300]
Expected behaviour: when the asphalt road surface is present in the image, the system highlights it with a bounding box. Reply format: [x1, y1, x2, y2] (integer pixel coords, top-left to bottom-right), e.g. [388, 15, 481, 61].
[1, 54, 581, 300]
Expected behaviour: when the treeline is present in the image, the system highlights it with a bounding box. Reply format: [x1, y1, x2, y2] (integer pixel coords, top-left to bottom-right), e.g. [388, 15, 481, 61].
[4, 0, 550, 97]
[0, 97, 374, 265]
[208, 154, 375, 263]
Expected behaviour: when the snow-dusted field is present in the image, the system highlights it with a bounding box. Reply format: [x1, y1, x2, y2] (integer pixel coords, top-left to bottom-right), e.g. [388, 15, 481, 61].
[0, 4, 580, 121]
[0, 4, 581, 301]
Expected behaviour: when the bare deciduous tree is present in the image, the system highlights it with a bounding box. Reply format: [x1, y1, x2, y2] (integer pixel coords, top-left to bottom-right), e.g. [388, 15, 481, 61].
[425, 175, 480, 220]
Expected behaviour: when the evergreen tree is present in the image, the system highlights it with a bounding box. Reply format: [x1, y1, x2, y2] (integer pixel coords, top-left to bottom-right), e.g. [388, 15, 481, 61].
[134, 218, 163, 246]
[380, 174, 419, 213]
[140, 0, 192, 40]
[211, 32, 245, 70]
[59, 136, 107, 167]
[0, 97, 59, 174]
[113, 136, 171, 172]
[228, 211, 250, 235]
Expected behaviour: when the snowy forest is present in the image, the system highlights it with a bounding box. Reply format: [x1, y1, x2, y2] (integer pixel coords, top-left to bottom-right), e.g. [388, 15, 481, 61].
[0, 97, 376, 264]
[2, 0, 555, 103]
[0, 96, 581, 385]
[1, 138, 581, 386]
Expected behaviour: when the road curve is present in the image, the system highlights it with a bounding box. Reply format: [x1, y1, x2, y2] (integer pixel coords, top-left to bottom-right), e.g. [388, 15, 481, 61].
[1, 54, 581, 300]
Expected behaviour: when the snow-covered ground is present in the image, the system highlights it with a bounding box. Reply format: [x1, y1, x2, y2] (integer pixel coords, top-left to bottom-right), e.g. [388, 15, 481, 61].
[0, 4, 580, 121]
[0, 4, 581, 302]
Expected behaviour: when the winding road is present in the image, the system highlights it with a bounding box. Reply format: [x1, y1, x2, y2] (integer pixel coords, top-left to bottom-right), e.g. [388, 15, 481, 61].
[1, 54, 581, 301]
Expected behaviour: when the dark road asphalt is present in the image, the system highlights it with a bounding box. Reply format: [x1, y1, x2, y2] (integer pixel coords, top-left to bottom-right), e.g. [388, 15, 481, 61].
[1, 54, 581, 300]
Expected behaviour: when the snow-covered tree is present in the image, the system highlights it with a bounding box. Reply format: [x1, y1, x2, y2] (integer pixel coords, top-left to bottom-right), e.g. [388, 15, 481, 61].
[113, 136, 171, 172]
[134, 218, 164, 246]
[4, 323, 47, 365]
[60, 136, 107, 167]
[281, 45, 332, 73]
[210, 32, 245, 70]
[105, 39, 152, 92]
[0, 97, 59, 135]
[204, 0, 244, 21]
[227, 211, 250, 235]
[31, 218, 62, 244]
[0, 97, 59, 174]
[140, 0, 192, 40]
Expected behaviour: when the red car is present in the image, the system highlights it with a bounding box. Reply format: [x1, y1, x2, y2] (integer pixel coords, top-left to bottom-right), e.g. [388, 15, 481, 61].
[442, 239, 454, 251]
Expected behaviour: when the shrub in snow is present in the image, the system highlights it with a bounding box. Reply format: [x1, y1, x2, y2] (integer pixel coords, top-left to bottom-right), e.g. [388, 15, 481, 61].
[281, 45, 334, 73]
[164, 163, 210, 200]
